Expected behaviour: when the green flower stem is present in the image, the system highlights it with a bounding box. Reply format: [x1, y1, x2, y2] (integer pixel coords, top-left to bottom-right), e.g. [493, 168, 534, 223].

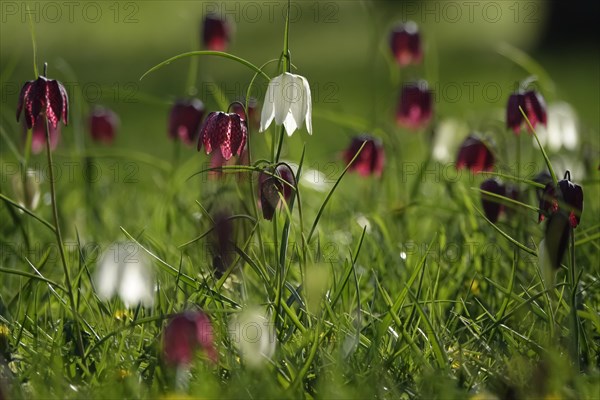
[44, 118, 85, 360]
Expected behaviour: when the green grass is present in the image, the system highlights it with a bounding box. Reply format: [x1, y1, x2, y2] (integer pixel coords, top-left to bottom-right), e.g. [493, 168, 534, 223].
[1, 1, 599, 399]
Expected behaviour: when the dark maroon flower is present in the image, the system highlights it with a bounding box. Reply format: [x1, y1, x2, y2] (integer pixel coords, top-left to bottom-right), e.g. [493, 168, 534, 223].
[456, 135, 495, 172]
[163, 311, 217, 366]
[169, 98, 205, 146]
[26, 114, 60, 154]
[17, 73, 69, 130]
[343, 135, 385, 178]
[198, 111, 247, 161]
[506, 90, 547, 134]
[89, 106, 119, 144]
[538, 171, 583, 228]
[396, 81, 432, 130]
[202, 14, 230, 51]
[259, 165, 295, 221]
[480, 178, 506, 223]
[231, 98, 259, 130]
[389, 21, 422, 66]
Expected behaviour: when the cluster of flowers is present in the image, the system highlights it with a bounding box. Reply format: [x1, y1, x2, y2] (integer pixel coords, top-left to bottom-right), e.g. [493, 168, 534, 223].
[14, 11, 586, 373]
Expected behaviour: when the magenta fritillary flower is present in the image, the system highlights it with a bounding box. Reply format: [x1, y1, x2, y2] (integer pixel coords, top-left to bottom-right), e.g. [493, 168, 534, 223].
[89, 106, 119, 144]
[26, 114, 60, 154]
[198, 111, 247, 160]
[202, 14, 230, 51]
[456, 135, 495, 172]
[17, 71, 69, 130]
[506, 90, 547, 134]
[169, 98, 205, 146]
[259, 165, 295, 221]
[396, 81, 432, 130]
[343, 135, 385, 178]
[389, 21, 422, 66]
[163, 311, 217, 366]
[231, 98, 259, 130]
[538, 171, 583, 228]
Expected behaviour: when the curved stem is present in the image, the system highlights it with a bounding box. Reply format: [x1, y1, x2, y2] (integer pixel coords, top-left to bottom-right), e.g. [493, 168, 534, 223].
[44, 118, 85, 360]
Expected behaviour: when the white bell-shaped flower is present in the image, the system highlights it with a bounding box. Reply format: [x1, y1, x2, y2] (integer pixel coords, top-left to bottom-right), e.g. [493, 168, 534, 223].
[229, 307, 276, 368]
[94, 242, 155, 308]
[260, 72, 312, 136]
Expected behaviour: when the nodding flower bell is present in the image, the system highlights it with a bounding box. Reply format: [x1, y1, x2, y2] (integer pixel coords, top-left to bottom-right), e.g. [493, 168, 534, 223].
[343, 135, 385, 178]
[89, 106, 119, 144]
[163, 311, 217, 366]
[389, 21, 422, 66]
[540, 171, 584, 270]
[202, 14, 230, 51]
[17, 65, 69, 130]
[27, 114, 60, 154]
[506, 89, 547, 134]
[198, 108, 247, 161]
[396, 81, 432, 130]
[259, 165, 295, 221]
[169, 98, 205, 146]
[260, 72, 312, 136]
[456, 135, 495, 172]
[538, 171, 583, 228]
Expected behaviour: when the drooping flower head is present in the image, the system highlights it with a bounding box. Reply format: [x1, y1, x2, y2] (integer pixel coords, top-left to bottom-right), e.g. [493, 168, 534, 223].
[396, 80, 433, 130]
[163, 311, 217, 366]
[259, 165, 296, 220]
[198, 110, 247, 161]
[343, 135, 385, 178]
[169, 98, 205, 146]
[456, 135, 495, 172]
[538, 171, 583, 228]
[480, 178, 506, 223]
[89, 106, 119, 144]
[26, 114, 60, 154]
[94, 242, 155, 308]
[539, 171, 583, 270]
[17, 68, 69, 130]
[506, 89, 547, 134]
[389, 21, 422, 66]
[210, 211, 235, 277]
[202, 14, 230, 51]
[260, 72, 312, 136]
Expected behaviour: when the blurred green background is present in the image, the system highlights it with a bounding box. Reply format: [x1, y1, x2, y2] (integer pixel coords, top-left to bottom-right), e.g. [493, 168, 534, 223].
[1, 0, 598, 172]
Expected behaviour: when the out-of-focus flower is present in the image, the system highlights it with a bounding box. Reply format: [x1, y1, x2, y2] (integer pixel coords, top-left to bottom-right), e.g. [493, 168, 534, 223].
[506, 90, 546, 134]
[480, 178, 505, 223]
[163, 311, 217, 366]
[94, 242, 154, 308]
[260, 72, 312, 136]
[169, 98, 205, 146]
[540, 171, 584, 270]
[231, 98, 259, 130]
[389, 21, 422, 66]
[432, 118, 469, 163]
[25, 114, 61, 154]
[537, 102, 578, 151]
[343, 135, 385, 178]
[259, 165, 295, 220]
[11, 169, 40, 211]
[456, 135, 495, 172]
[396, 81, 432, 130]
[89, 106, 119, 144]
[229, 307, 275, 368]
[202, 14, 230, 51]
[17, 72, 69, 129]
[198, 111, 247, 160]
